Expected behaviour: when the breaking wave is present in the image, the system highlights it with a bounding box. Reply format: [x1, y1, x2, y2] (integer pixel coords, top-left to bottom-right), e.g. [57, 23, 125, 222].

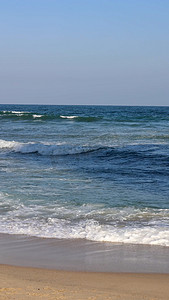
[0, 139, 102, 156]
[0, 111, 101, 122]
[0, 192, 169, 246]
[0, 139, 168, 160]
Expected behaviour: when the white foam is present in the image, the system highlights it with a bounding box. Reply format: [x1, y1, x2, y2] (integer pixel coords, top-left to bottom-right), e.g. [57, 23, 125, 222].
[60, 115, 78, 119]
[33, 114, 43, 118]
[0, 216, 169, 246]
[1, 111, 43, 118]
[0, 139, 20, 150]
[11, 111, 26, 114]
[0, 194, 169, 247]
[0, 139, 95, 156]
[10, 111, 27, 116]
[2, 110, 26, 114]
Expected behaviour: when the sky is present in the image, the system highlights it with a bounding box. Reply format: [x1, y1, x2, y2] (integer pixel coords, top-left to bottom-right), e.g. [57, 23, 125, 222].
[0, 0, 169, 106]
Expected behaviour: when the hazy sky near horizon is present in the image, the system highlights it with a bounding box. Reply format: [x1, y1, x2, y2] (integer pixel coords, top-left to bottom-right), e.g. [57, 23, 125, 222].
[0, 0, 169, 106]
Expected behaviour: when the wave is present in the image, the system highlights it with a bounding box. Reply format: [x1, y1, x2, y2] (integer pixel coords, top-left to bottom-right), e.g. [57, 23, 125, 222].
[0, 111, 43, 119]
[60, 115, 78, 119]
[0, 111, 101, 122]
[1, 218, 169, 246]
[0, 193, 169, 246]
[0, 139, 102, 156]
[0, 139, 168, 160]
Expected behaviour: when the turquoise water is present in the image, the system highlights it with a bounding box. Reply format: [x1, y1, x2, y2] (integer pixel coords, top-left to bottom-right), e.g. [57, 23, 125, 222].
[0, 105, 169, 246]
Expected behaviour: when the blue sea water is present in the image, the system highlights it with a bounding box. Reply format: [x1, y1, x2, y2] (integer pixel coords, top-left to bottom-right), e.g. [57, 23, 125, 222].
[0, 105, 169, 246]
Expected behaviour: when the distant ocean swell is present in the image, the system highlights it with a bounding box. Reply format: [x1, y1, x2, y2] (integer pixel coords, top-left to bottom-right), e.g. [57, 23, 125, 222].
[0, 111, 101, 122]
[1, 109, 169, 122]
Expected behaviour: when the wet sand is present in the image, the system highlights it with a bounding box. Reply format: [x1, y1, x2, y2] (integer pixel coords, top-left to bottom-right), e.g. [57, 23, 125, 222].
[1, 233, 169, 273]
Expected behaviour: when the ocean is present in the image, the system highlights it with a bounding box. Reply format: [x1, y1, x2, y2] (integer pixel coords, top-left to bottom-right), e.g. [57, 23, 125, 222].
[0, 104, 169, 247]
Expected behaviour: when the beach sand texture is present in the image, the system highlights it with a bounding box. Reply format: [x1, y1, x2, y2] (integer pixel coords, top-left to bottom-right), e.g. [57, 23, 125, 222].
[0, 265, 169, 300]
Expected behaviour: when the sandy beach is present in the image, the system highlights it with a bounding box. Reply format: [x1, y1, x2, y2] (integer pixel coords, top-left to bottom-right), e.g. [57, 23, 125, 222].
[0, 234, 169, 299]
[0, 264, 169, 300]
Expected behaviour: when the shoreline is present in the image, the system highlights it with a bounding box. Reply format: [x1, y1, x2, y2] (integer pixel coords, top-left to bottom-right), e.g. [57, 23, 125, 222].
[0, 233, 169, 273]
[1, 234, 169, 299]
[1, 264, 169, 300]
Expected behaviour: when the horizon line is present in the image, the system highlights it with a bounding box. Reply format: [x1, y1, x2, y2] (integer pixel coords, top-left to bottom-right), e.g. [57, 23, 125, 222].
[0, 103, 169, 107]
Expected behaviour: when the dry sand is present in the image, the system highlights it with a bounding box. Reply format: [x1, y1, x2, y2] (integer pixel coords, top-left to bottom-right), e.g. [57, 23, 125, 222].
[0, 264, 169, 300]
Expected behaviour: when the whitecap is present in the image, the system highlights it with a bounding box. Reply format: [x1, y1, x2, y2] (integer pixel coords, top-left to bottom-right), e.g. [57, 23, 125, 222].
[33, 114, 43, 118]
[0, 139, 95, 156]
[60, 115, 78, 119]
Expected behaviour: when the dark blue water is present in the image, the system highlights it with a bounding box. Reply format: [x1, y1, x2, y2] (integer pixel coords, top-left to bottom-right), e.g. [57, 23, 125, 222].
[0, 105, 169, 246]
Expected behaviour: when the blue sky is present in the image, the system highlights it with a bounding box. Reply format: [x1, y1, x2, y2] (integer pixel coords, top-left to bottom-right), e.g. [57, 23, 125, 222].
[0, 0, 169, 105]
